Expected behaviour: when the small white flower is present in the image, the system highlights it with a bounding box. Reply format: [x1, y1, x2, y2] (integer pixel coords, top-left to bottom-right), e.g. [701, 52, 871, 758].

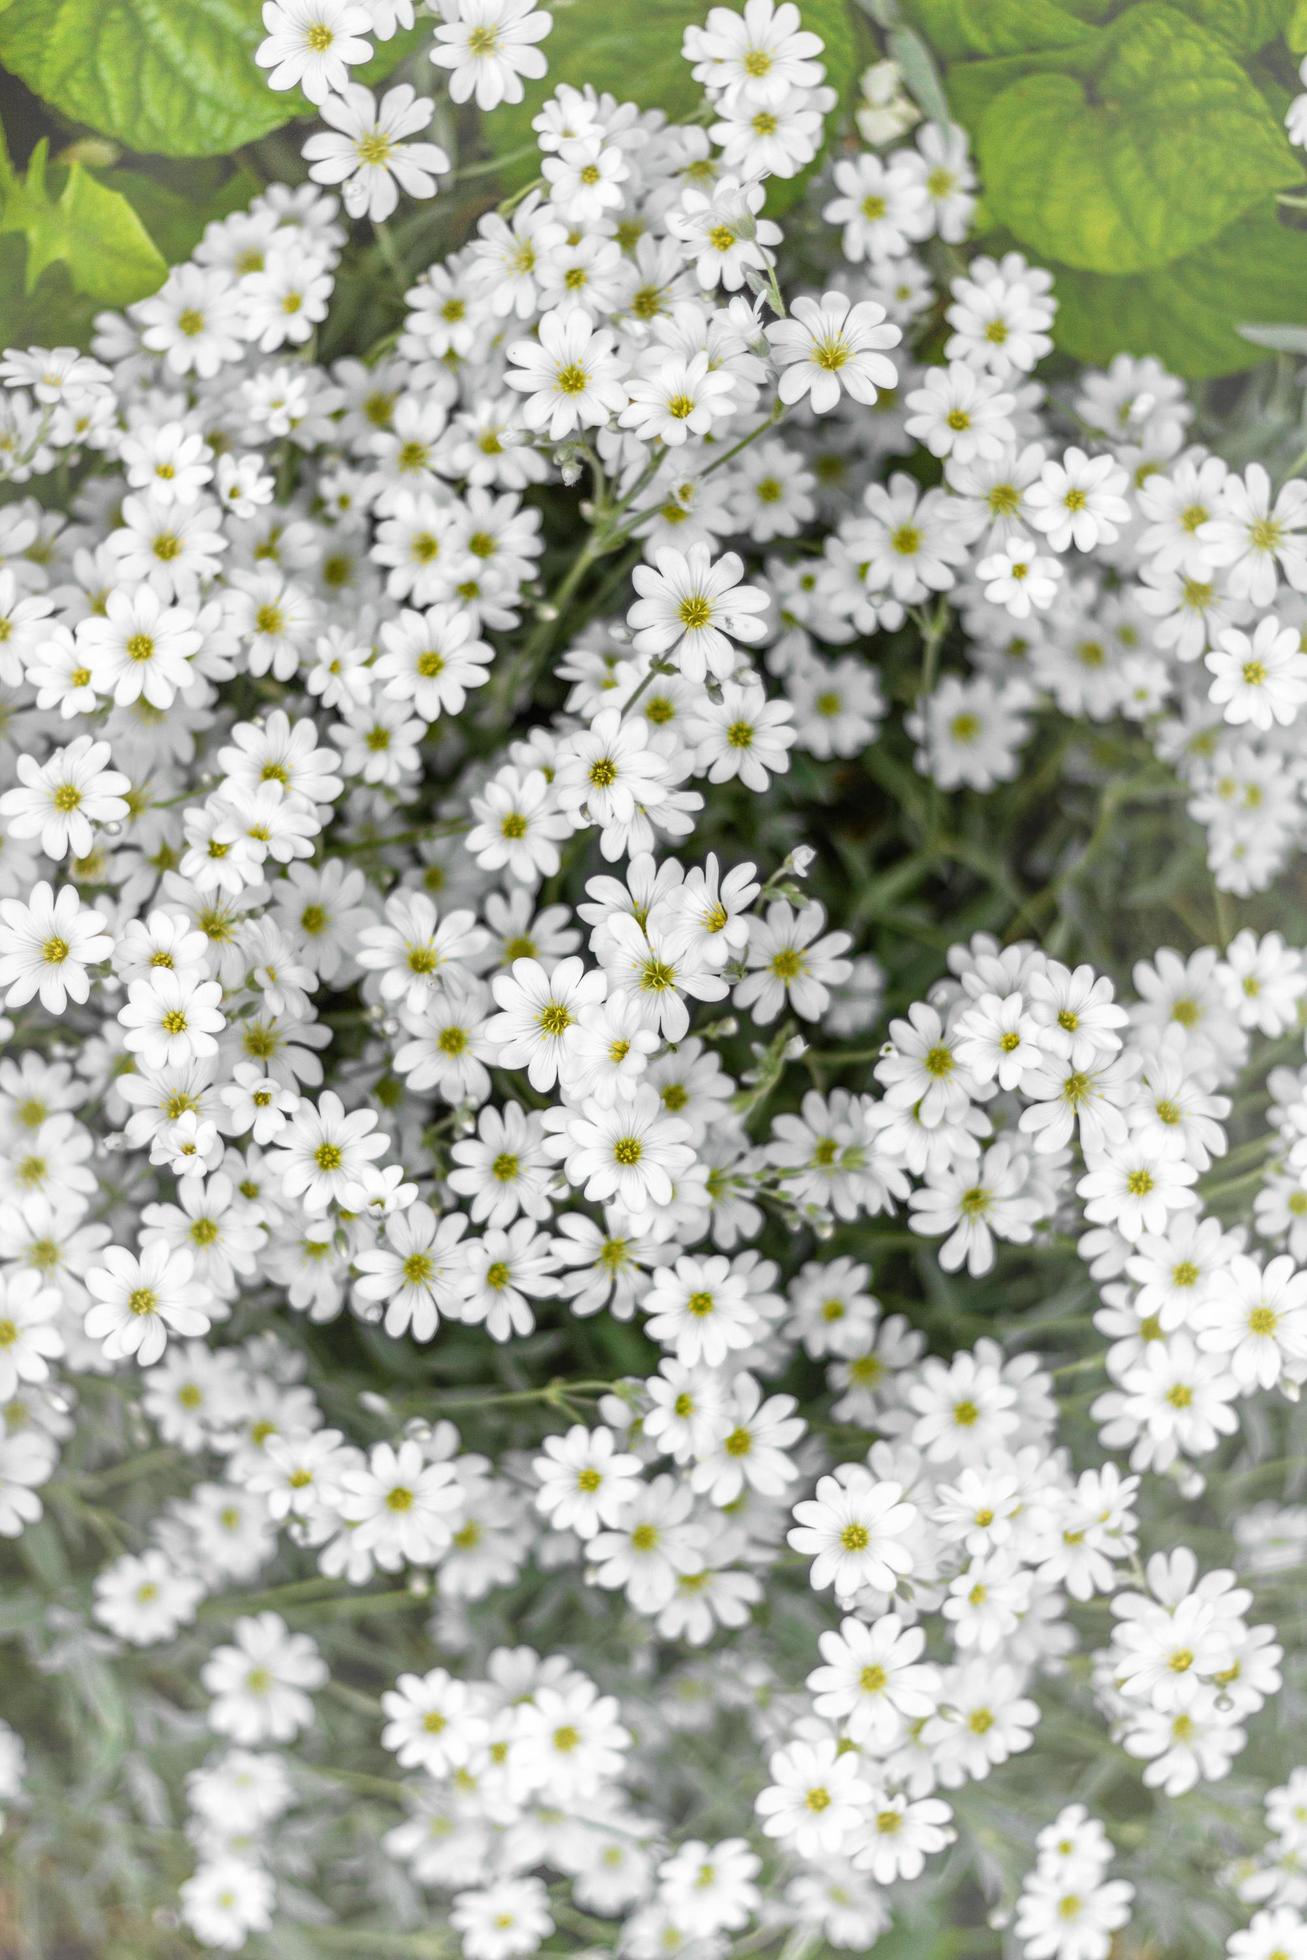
[303, 84, 451, 222]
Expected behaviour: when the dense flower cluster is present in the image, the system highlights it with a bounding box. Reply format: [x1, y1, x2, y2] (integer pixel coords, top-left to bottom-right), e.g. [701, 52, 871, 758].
[3, 1, 1307, 1956]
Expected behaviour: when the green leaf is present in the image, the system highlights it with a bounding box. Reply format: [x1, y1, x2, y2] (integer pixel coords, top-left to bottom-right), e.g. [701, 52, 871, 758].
[897, 0, 1100, 60]
[1184, 0, 1297, 50]
[977, 2, 1296, 274]
[1050, 206, 1307, 377]
[0, 241, 99, 353]
[0, 0, 299, 157]
[0, 0, 419, 160]
[486, 0, 861, 198]
[766, 0, 864, 215]
[0, 139, 166, 305]
[107, 160, 263, 263]
[939, 43, 1099, 127]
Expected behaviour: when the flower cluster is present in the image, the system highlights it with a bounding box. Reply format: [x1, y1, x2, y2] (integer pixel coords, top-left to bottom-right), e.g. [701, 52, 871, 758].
[1013, 1809, 1133, 1960]
[3, 1, 1307, 1956]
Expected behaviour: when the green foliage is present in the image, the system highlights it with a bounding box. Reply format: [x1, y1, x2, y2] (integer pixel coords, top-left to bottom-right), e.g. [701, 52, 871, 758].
[0, 137, 165, 306]
[485, 0, 864, 212]
[1186, 0, 1298, 51]
[0, 0, 423, 161]
[977, 6, 1293, 274]
[901, 0, 1306, 377]
[895, 0, 1098, 61]
[1050, 205, 1307, 377]
[104, 159, 264, 263]
[0, 0, 297, 158]
[0, 124, 261, 351]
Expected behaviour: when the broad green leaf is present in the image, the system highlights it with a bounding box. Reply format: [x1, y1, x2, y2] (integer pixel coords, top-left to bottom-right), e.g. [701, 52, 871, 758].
[487, 0, 861, 204]
[766, 0, 864, 215]
[897, 0, 1100, 60]
[0, 0, 296, 157]
[939, 43, 1099, 127]
[0, 139, 166, 305]
[1050, 206, 1307, 377]
[977, 3, 1297, 274]
[1291, 0, 1307, 47]
[0, 0, 425, 159]
[107, 161, 263, 263]
[0, 241, 99, 356]
[1185, 0, 1297, 49]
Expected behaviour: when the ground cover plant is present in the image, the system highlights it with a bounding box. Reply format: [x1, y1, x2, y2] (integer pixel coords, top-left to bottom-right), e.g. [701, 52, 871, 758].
[6, 1, 1307, 1955]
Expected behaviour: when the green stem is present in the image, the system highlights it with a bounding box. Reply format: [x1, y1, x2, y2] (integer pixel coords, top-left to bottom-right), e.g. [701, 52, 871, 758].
[64, 1447, 180, 1495]
[1052, 1353, 1105, 1381]
[451, 143, 537, 182]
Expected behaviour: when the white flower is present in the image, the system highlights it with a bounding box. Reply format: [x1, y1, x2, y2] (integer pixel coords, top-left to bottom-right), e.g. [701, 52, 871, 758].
[0, 884, 112, 1012]
[642, 1252, 762, 1369]
[765, 290, 901, 413]
[684, 0, 827, 107]
[467, 767, 571, 883]
[755, 1739, 872, 1859]
[737, 898, 852, 1024]
[85, 1243, 211, 1368]
[485, 955, 608, 1091]
[0, 736, 130, 862]
[541, 135, 629, 224]
[505, 307, 628, 441]
[255, 0, 374, 103]
[270, 1090, 391, 1212]
[0, 1268, 62, 1401]
[450, 1878, 554, 1960]
[620, 350, 738, 447]
[975, 534, 1063, 617]
[77, 587, 203, 709]
[1193, 1252, 1307, 1392]
[1025, 446, 1132, 553]
[429, 0, 552, 111]
[806, 1611, 938, 1744]
[542, 1084, 696, 1214]
[93, 1549, 205, 1646]
[553, 707, 681, 846]
[905, 361, 1015, 466]
[1077, 1138, 1198, 1244]
[670, 176, 783, 291]
[627, 544, 769, 683]
[1206, 618, 1307, 730]
[822, 152, 931, 262]
[352, 1202, 471, 1340]
[303, 84, 451, 222]
[853, 1790, 955, 1885]
[119, 971, 226, 1071]
[533, 1423, 643, 1539]
[1199, 463, 1307, 605]
[180, 1860, 276, 1952]
[339, 1440, 462, 1566]
[375, 604, 494, 720]
[202, 1613, 327, 1743]
[788, 1465, 917, 1598]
